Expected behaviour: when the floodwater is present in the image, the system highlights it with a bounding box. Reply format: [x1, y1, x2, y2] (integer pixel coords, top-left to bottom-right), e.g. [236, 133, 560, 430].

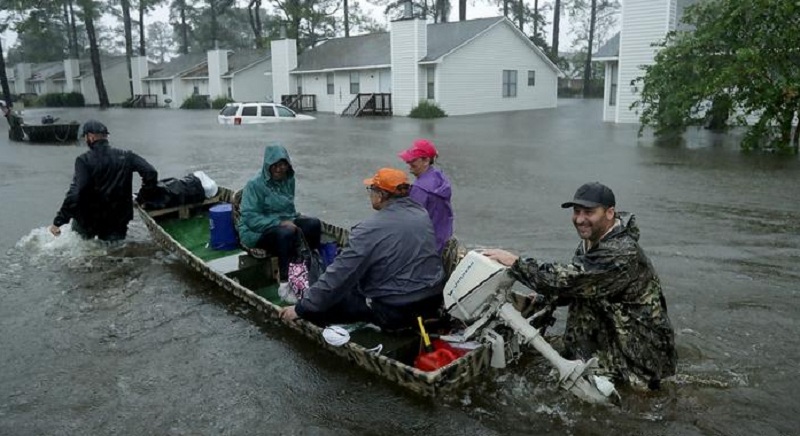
[1, 100, 798, 435]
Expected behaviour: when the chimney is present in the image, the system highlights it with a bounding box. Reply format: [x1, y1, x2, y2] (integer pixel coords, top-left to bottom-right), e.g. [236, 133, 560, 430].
[271, 31, 297, 103]
[279, 23, 287, 39]
[63, 58, 80, 93]
[390, 10, 427, 115]
[207, 48, 229, 99]
[131, 56, 150, 96]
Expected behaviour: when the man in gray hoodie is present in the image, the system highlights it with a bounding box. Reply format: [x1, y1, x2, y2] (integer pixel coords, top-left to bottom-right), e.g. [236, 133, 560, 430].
[279, 168, 445, 330]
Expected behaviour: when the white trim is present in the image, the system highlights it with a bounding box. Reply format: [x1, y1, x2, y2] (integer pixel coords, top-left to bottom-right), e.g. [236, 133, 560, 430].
[291, 64, 391, 74]
[594, 56, 619, 62]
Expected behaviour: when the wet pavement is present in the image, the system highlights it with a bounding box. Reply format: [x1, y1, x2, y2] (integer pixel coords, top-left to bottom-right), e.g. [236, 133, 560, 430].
[1, 99, 798, 435]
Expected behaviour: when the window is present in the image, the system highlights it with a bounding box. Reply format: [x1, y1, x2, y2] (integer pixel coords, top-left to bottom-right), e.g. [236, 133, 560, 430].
[426, 66, 435, 100]
[241, 106, 257, 116]
[297, 85, 302, 95]
[349, 72, 360, 94]
[502, 70, 517, 97]
[277, 106, 295, 117]
[528, 70, 535, 86]
[220, 105, 238, 116]
[193, 85, 199, 95]
[260, 105, 275, 117]
[161, 82, 167, 94]
[227, 86, 232, 98]
[326, 73, 334, 95]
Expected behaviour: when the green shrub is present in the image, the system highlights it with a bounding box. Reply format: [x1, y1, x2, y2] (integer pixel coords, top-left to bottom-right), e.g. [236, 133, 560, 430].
[63, 92, 85, 107]
[181, 94, 211, 109]
[211, 96, 235, 109]
[409, 100, 447, 119]
[29, 93, 86, 107]
[20, 94, 41, 107]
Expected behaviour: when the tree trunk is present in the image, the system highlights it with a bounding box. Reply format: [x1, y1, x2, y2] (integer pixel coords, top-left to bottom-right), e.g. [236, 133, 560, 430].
[82, 1, 110, 108]
[210, 1, 218, 47]
[582, 0, 597, 98]
[68, 0, 80, 58]
[248, 0, 261, 47]
[503, 0, 508, 18]
[533, 0, 538, 36]
[518, 0, 524, 31]
[0, 38, 13, 107]
[139, 1, 146, 56]
[121, 0, 134, 98]
[62, 1, 77, 58]
[255, 0, 263, 46]
[552, 0, 561, 59]
[344, 0, 350, 37]
[459, 0, 466, 21]
[180, 2, 189, 54]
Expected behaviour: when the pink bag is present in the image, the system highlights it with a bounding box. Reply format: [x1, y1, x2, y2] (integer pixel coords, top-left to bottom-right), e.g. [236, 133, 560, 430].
[287, 259, 310, 300]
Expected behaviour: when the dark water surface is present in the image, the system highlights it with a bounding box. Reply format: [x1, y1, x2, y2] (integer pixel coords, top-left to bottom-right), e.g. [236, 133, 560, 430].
[1, 100, 798, 435]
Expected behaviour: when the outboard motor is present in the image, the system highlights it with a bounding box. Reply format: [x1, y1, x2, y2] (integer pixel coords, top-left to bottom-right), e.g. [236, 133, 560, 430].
[41, 114, 55, 124]
[442, 250, 618, 404]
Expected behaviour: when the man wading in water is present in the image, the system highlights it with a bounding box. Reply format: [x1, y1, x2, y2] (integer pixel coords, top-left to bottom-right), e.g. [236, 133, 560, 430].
[483, 182, 677, 389]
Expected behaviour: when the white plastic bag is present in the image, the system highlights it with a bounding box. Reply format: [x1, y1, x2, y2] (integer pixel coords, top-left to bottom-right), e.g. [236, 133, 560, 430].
[193, 171, 219, 198]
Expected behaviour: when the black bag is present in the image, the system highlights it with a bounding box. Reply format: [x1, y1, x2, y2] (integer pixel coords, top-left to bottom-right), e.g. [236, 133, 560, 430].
[137, 174, 206, 210]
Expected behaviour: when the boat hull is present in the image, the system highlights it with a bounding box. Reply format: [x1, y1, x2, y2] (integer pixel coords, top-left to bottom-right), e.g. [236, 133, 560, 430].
[135, 187, 491, 396]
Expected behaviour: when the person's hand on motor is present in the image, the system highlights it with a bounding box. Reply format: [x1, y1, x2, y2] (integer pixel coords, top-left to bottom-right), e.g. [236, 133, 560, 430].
[48, 225, 61, 237]
[481, 248, 519, 267]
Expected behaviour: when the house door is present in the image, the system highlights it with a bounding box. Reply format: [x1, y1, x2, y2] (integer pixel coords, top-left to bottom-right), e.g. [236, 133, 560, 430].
[379, 70, 392, 93]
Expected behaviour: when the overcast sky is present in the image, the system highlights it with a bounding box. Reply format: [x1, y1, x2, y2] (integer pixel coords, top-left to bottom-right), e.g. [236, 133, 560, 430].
[2, 1, 582, 58]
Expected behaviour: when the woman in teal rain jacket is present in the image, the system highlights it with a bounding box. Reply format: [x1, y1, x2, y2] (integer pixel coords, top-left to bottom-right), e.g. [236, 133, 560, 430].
[238, 143, 321, 288]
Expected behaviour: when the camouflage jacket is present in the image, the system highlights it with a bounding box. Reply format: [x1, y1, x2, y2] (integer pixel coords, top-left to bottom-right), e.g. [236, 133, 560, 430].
[510, 212, 677, 386]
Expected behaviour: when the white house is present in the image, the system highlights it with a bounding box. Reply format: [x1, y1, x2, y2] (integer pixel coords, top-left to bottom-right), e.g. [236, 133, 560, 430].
[6, 56, 134, 105]
[595, 0, 699, 123]
[75, 57, 131, 105]
[271, 16, 561, 116]
[134, 49, 271, 107]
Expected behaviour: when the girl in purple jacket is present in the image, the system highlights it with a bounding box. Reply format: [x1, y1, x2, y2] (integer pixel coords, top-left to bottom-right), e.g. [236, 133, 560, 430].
[398, 139, 454, 253]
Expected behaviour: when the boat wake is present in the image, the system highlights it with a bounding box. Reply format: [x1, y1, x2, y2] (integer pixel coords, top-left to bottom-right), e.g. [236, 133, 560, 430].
[15, 225, 112, 262]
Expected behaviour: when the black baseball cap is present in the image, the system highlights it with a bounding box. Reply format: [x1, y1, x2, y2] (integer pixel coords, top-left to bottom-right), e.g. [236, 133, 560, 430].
[79, 119, 109, 136]
[561, 182, 616, 209]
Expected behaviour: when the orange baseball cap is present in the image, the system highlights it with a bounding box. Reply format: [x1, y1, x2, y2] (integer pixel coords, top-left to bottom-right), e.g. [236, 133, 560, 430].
[363, 168, 409, 194]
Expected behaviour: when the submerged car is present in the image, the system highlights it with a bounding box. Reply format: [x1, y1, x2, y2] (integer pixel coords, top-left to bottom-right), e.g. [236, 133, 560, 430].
[217, 102, 315, 125]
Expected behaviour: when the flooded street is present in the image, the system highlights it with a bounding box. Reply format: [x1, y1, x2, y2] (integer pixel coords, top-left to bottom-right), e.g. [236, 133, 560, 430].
[1, 99, 798, 435]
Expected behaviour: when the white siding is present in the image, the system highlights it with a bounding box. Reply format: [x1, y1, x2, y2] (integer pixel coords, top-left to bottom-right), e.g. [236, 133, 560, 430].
[391, 19, 426, 116]
[293, 67, 390, 114]
[230, 60, 272, 102]
[616, 0, 676, 123]
[436, 21, 558, 116]
[271, 39, 298, 101]
[603, 61, 618, 122]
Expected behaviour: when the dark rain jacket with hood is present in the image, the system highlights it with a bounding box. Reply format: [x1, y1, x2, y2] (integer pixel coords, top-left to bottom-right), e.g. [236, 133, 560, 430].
[53, 139, 157, 239]
[510, 212, 677, 386]
[237, 144, 299, 248]
[409, 166, 453, 253]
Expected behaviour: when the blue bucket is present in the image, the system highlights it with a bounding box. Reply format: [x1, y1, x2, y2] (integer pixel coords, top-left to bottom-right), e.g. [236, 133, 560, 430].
[208, 203, 238, 250]
[319, 241, 338, 267]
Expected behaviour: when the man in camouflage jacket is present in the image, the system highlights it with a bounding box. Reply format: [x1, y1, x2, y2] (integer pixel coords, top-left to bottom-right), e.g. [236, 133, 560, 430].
[484, 182, 677, 389]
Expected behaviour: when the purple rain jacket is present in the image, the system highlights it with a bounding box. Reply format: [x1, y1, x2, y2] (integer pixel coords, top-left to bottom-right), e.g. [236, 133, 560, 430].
[409, 166, 454, 253]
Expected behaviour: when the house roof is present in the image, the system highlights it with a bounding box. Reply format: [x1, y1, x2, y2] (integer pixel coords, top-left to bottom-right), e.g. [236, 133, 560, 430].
[295, 32, 390, 72]
[224, 49, 271, 76]
[77, 56, 127, 78]
[146, 52, 208, 80]
[593, 32, 620, 60]
[420, 17, 504, 61]
[29, 62, 64, 82]
[294, 17, 506, 72]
